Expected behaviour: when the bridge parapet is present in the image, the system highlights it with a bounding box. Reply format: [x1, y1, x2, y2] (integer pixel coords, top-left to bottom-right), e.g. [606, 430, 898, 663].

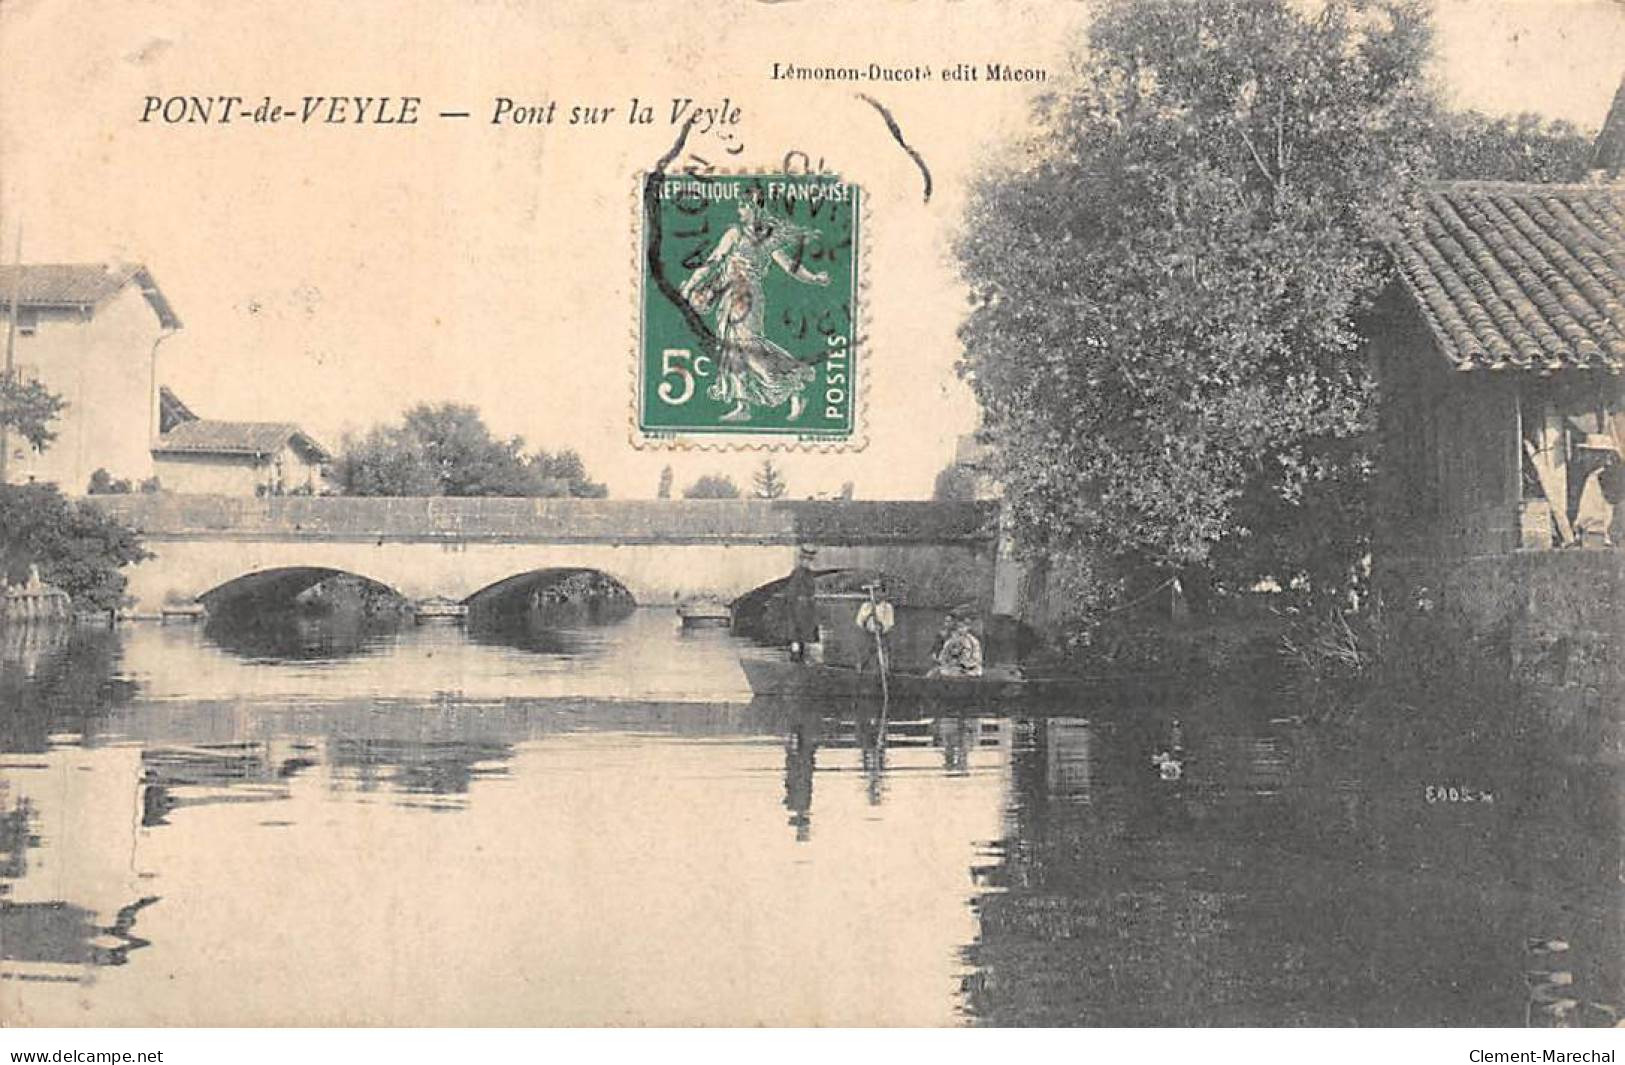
[88, 495, 998, 545]
[89, 495, 1003, 615]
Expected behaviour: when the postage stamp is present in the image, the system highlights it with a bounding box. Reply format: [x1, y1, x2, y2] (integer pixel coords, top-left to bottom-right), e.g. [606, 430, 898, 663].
[635, 172, 862, 448]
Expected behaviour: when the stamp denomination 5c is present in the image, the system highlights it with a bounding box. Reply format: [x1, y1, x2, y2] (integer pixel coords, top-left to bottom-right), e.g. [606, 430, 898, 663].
[637, 173, 861, 447]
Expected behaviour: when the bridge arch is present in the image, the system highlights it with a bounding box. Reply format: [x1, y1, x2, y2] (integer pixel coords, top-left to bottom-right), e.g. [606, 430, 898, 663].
[198, 567, 408, 612]
[465, 567, 637, 614]
[198, 567, 412, 662]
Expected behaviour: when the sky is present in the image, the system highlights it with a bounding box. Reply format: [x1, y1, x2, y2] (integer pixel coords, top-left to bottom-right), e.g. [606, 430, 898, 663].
[0, 0, 1620, 499]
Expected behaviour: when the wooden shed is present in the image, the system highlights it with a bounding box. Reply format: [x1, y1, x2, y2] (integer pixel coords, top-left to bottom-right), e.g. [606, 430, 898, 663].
[1375, 181, 1624, 559]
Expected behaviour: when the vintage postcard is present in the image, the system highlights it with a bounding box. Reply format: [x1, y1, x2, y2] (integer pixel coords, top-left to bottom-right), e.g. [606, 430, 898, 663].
[0, 0, 1621, 1041]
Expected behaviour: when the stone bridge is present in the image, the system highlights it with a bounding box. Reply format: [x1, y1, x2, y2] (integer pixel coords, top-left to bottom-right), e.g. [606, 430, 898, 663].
[88, 495, 1002, 617]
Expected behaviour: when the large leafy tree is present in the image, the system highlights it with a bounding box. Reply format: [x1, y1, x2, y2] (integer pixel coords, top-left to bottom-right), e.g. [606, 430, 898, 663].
[334, 403, 607, 498]
[0, 483, 151, 611]
[957, 0, 1438, 626]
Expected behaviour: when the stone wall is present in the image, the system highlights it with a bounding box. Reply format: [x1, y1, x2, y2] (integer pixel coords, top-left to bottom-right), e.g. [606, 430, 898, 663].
[88, 494, 997, 545]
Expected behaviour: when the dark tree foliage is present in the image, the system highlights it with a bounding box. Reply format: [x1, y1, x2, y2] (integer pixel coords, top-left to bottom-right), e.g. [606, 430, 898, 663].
[87, 468, 133, 495]
[956, 0, 1439, 630]
[0, 484, 151, 612]
[1428, 110, 1596, 183]
[932, 464, 979, 502]
[682, 474, 741, 499]
[333, 403, 607, 498]
[0, 377, 67, 453]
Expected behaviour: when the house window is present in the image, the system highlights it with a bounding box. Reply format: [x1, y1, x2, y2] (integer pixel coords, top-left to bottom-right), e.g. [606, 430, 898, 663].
[14, 308, 37, 336]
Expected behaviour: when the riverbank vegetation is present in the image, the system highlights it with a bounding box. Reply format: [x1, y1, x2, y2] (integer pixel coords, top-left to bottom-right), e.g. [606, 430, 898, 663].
[1, 375, 150, 613]
[0, 483, 151, 613]
[956, 0, 1602, 687]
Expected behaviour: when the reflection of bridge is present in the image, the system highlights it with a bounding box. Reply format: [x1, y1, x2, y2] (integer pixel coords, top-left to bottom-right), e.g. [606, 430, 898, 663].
[90, 496, 1001, 616]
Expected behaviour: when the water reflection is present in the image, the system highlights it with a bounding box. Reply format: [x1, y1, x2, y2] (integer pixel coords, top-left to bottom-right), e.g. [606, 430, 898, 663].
[0, 897, 160, 972]
[0, 742, 154, 988]
[327, 737, 511, 802]
[202, 610, 401, 661]
[140, 742, 309, 827]
[0, 612, 1617, 1026]
[465, 600, 627, 656]
[964, 715, 1624, 1027]
[201, 573, 411, 662]
[783, 716, 816, 842]
[0, 626, 135, 754]
[776, 709, 1011, 842]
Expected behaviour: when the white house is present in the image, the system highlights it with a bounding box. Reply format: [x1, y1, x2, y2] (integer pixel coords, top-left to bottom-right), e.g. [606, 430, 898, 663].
[0, 262, 181, 493]
[150, 419, 331, 496]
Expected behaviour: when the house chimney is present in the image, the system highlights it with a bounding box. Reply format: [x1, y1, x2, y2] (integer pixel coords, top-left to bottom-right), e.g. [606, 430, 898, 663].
[1589, 74, 1625, 182]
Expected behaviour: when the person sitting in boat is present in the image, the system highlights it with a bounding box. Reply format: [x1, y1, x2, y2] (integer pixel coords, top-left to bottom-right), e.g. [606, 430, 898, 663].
[854, 581, 894, 676]
[929, 616, 983, 678]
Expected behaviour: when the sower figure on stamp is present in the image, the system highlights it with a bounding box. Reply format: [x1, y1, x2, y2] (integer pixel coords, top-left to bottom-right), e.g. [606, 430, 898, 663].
[680, 198, 828, 423]
[784, 545, 820, 663]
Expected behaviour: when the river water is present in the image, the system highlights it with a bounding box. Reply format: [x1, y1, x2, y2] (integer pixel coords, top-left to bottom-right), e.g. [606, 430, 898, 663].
[0, 610, 1618, 1026]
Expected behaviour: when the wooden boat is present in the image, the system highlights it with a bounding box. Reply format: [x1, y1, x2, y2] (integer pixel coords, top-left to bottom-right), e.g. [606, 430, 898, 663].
[739, 657, 1165, 708]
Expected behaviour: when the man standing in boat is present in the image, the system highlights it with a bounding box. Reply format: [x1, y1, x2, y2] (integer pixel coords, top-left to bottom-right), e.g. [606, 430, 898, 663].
[784, 545, 820, 663]
[854, 580, 895, 679]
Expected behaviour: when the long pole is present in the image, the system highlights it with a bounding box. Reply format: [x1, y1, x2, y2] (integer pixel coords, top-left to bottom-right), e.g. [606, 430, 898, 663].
[1, 224, 19, 485]
[869, 591, 890, 747]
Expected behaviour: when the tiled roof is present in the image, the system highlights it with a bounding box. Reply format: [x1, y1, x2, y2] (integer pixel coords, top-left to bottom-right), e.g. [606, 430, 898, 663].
[0, 262, 181, 328]
[1389, 182, 1624, 373]
[152, 420, 330, 461]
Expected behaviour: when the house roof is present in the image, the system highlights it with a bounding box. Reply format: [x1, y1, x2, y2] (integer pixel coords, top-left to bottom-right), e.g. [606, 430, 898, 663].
[152, 420, 331, 462]
[1389, 182, 1624, 373]
[1594, 76, 1625, 176]
[0, 262, 181, 329]
[158, 386, 198, 432]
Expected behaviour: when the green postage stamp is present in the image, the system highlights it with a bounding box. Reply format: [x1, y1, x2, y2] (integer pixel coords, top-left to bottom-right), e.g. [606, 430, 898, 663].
[636, 173, 862, 448]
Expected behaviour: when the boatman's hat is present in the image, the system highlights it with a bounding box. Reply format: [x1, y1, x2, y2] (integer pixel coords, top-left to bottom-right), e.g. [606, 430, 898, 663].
[798, 545, 818, 560]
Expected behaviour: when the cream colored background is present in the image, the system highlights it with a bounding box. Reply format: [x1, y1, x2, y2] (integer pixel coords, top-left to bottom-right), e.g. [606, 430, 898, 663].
[0, 0, 1619, 500]
[0, 0, 1622, 1034]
